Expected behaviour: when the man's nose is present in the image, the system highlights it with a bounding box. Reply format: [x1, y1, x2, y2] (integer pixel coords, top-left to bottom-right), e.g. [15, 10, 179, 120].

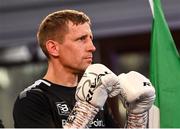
[87, 40, 96, 52]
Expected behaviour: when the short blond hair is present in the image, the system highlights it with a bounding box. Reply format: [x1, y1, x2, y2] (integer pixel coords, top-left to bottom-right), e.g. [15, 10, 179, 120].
[37, 9, 91, 58]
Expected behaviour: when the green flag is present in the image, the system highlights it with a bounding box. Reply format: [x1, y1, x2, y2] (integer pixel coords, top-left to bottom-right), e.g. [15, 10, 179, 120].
[150, 0, 180, 127]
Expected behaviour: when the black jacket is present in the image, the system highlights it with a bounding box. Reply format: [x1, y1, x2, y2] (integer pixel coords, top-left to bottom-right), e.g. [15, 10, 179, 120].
[13, 79, 117, 128]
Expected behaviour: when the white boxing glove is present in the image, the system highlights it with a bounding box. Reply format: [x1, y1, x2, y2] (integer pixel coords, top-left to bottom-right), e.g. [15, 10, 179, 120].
[64, 64, 121, 128]
[118, 71, 156, 128]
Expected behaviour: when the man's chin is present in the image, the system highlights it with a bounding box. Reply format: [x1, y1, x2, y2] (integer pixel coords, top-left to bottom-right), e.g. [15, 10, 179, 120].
[84, 63, 92, 69]
[76, 63, 91, 73]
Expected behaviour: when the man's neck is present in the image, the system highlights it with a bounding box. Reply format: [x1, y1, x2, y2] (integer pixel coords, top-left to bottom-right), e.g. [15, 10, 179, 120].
[43, 62, 78, 87]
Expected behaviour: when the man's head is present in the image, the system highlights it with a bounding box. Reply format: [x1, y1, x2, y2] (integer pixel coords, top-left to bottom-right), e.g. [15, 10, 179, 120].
[37, 9, 96, 72]
[37, 9, 91, 58]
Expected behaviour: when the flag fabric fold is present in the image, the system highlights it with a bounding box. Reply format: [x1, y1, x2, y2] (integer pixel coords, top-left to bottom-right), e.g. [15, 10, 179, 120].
[149, 0, 180, 127]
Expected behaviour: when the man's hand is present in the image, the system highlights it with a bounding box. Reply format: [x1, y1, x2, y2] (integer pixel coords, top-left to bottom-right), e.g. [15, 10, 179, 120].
[76, 63, 121, 108]
[118, 71, 156, 128]
[64, 64, 121, 128]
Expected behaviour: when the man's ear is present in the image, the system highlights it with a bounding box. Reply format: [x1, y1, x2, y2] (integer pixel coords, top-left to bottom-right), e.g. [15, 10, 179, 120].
[46, 40, 60, 57]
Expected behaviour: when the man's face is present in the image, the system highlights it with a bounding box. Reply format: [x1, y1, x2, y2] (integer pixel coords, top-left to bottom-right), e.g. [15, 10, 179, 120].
[58, 21, 96, 73]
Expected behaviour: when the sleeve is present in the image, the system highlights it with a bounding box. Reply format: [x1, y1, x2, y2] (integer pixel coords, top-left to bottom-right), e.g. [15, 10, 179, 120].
[13, 90, 55, 128]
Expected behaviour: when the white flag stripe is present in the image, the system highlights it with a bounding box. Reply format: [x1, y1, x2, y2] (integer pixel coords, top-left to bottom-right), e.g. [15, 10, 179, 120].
[148, 0, 160, 128]
[148, 105, 160, 128]
[148, 0, 154, 18]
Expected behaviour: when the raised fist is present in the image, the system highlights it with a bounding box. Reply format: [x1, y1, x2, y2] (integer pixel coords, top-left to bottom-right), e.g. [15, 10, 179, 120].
[118, 71, 156, 128]
[64, 64, 121, 128]
[76, 63, 121, 108]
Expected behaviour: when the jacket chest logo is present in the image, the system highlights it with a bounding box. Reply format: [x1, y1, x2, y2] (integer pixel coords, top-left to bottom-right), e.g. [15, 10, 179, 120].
[56, 101, 71, 116]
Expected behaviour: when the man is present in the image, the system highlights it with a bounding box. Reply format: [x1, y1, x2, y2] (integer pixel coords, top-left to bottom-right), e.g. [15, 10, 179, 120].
[13, 9, 155, 128]
[13, 9, 121, 128]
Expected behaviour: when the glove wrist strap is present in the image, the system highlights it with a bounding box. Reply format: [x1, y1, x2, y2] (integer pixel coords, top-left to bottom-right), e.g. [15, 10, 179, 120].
[126, 111, 148, 128]
[64, 100, 99, 128]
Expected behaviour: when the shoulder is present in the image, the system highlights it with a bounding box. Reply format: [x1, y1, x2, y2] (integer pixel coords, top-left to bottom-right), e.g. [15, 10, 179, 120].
[13, 80, 53, 121]
[19, 79, 51, 99]
[13, 80, 55, 128]
[14, 79, 52, 107]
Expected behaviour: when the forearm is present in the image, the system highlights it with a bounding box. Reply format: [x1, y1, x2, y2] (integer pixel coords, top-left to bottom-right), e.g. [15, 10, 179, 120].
[126, 112, 148, 128]
[64, 100, 99, 128]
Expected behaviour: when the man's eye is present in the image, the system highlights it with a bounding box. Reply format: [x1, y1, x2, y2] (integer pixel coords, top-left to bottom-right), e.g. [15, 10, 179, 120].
[79, 36, 86, 41]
